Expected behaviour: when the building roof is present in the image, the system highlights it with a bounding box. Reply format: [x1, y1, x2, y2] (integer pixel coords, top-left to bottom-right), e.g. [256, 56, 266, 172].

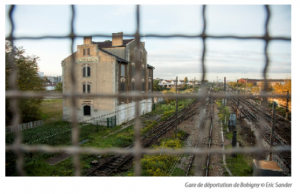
[147, 64, 155, 69]
[93, 39, 134, 48]
[99, 49, 129, 63]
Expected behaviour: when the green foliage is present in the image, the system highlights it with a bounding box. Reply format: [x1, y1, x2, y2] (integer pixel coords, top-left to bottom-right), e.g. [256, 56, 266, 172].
[141, 120, 158, 135]
[54, 82, 63, 92]
[140, 139, 183, 176]
[225, 153, 253, 176]
[153, 79, 162, 91]
[5, 41, 45, 124]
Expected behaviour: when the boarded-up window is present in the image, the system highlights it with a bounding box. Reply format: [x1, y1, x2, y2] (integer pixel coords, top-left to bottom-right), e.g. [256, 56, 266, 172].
[131, 82, 135, 91]
[120, 83, 125, 93]
[121, 65, 125, 77]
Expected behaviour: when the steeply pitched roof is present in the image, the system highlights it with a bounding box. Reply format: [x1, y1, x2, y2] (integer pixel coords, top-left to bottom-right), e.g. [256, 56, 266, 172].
[93, 39, 134, 48]
[99, 49, 129, 63]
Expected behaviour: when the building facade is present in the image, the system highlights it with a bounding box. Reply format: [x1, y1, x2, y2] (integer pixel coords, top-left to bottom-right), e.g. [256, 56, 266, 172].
[61, 32, 154, 125]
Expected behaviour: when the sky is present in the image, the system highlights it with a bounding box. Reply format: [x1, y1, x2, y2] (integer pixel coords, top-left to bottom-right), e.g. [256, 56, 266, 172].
[5, 4, 291, 82]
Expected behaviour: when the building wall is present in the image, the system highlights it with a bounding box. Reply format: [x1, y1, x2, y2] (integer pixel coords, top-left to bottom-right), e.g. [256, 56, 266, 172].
[61, 44, 118, 122]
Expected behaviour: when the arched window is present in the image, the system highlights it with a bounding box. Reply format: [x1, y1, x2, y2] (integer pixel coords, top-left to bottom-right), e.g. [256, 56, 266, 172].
[83, 65, 91, 77]
[83, 83, 91, 93]
[83, 105, 91, 116]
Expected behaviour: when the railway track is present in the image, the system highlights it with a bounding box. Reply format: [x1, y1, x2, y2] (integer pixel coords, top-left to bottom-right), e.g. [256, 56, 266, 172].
[86, 99, 202, 176]
[185, 99, 213, 176]
[228, 97, 291, 174]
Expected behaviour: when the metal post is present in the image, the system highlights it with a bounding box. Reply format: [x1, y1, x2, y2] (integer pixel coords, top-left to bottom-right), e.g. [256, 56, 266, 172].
[224, 77, 226, 108]
[269, 102, 276, 161]
[232, 130, 237, 157]
[193, 77, 195, 88]
[175, 76, 178, 139]
[286, 91, 289, 120]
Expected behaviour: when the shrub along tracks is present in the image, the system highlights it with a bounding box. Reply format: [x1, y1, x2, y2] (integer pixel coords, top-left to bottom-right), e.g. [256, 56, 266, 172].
[86, 99, 201, 176]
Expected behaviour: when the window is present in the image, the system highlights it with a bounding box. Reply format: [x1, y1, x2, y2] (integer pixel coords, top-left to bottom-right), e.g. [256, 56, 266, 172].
[131, 82, 135, 91]
[148, 69, 151, 77]
[120, 83, 125, 93]
[132, 65, 135, 77]
[148, 82, 151, 91]
[83, 66, 90, 77]
[140, 50, 142, 61]
[83, 84, 91, 93]
[142, 82, 145, 92]
[121, 65, 125, 77]
[142, 68, 145, 77]
[83, 105, 91, 116]
[83, 48, 90, 56]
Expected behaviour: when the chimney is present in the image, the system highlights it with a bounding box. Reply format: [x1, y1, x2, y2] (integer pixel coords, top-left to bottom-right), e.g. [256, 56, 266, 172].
[112, 32, 123, 47]
[83, 36, 92, 45]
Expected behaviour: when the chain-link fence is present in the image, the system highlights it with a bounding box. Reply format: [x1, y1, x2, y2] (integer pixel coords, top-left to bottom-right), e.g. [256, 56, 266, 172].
[5, 5, 291, 176]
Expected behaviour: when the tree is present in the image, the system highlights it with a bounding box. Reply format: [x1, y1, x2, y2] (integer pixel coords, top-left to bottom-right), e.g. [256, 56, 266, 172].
[55, 82, 63, 92]
[153, 79, 162, 91]
[5, 41, 45, 124]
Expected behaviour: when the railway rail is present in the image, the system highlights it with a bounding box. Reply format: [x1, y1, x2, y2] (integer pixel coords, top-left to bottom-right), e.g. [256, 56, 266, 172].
[86, 99, 201, 176]
[185, 99, 212, 176]
[228, 97, 291, 174]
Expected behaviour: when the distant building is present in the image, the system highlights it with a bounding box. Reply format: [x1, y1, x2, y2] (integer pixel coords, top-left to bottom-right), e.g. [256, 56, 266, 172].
[45, 76, 62, 83]
[45, 82, 57, 91]
[238, 78, 289, 87]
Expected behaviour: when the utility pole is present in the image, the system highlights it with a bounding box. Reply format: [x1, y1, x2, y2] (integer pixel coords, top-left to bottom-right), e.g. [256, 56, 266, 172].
[286, 91, 289, 120]
[175, 76, 178, 138]
[269, 102, 276, 161]
[224, 77, 226, 107]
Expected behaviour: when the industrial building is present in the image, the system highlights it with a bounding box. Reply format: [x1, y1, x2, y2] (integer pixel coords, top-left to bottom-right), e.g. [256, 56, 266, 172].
[61, 32, 154, 125]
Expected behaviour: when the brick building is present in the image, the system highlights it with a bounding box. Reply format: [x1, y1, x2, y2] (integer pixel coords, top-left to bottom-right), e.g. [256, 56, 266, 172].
[61, 32, 154, 124]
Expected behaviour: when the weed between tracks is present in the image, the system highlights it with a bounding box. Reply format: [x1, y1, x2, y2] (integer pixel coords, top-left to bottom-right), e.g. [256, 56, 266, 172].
[216, 99, 253, 176]
[125, 138, 184, 176]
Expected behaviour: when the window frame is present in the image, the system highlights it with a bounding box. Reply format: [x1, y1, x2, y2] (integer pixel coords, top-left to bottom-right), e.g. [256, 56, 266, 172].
[83, 64, 91, 77]
[83, 83, 91, 93]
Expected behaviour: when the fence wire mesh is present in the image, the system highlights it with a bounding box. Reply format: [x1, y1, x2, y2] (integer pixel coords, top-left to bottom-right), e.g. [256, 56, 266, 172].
[5, 4, 291, 176]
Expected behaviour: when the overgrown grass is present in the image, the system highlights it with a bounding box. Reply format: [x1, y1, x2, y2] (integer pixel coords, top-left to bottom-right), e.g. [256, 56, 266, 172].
[40, 99, 63, 123]
[5, 122, 123, 176]
[224, 151, 253, 176]
[83, 125, 134, 148]
[146, 99, 193, 119]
